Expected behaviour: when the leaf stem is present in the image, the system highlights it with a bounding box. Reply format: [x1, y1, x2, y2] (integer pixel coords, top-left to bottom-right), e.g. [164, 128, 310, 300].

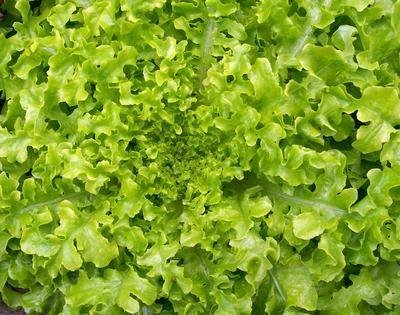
[265, 183, 346, 217]
[268, 269, 286, 304]
[17, 192, 85, 213]
[198, 17, 214, 86]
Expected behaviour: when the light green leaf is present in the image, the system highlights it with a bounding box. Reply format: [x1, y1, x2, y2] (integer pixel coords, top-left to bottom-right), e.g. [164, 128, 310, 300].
[65, 269, 157, 314]
[293, 212, 324, 240]
[352, 87, 400, 153]
[299, 44, 356, 85]
[275, 255, 318, 311]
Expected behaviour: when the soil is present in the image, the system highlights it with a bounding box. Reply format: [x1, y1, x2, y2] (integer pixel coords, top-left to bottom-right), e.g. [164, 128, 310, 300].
[0, 301, 25, 315]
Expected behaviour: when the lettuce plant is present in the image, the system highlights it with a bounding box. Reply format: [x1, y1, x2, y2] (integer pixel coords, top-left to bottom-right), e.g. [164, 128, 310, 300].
[1, 0, 400, 314]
